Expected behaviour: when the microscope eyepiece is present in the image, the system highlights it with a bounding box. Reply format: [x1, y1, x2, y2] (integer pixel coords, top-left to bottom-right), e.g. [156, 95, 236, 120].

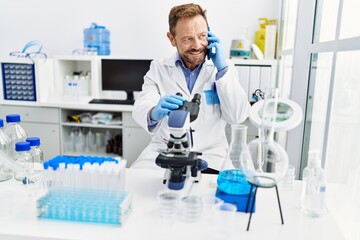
[192, 93, 201, 105]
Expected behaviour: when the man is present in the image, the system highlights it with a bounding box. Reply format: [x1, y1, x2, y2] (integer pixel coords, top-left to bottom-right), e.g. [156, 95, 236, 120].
[131, 3, 250, 172]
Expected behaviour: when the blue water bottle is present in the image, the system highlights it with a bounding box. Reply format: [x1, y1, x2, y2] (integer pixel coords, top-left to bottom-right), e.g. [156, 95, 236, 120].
[83, 23, 110, 55]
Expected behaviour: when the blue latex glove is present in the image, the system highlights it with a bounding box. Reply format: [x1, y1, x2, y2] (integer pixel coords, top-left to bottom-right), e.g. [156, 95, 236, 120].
[207, 31, 227, 71]
[151, 95, 185, 121]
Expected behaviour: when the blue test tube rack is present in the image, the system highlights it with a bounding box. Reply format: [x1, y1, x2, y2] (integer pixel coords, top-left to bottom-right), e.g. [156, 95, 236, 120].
[36, 155, 131, 225]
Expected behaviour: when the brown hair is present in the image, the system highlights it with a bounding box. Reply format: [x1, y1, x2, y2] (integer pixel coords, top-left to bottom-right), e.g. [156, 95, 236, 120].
[168, 3, 208, 35]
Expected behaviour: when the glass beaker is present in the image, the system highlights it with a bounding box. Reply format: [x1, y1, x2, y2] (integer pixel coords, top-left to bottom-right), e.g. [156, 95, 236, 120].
[217, 124, 255, 195]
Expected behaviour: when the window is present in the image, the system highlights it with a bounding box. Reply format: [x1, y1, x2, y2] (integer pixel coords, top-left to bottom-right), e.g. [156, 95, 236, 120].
[313, 0, 339, 42]
[277, 0, 298, 101]
[282, 0, 360, 238]
[340, 0, 360, 39]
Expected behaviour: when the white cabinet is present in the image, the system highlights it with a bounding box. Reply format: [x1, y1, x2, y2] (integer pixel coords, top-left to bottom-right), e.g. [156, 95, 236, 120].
[0, 105, 61, 161]
[122, 112, 151, 167]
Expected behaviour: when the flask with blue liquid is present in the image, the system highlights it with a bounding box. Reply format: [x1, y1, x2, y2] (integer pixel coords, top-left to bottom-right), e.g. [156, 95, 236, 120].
[216, 124, 256, 212]
[83, 23, 110, 55]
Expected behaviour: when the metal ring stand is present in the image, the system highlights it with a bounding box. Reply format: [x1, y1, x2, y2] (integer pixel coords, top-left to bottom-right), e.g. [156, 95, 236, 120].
[245, 176, 284, 231]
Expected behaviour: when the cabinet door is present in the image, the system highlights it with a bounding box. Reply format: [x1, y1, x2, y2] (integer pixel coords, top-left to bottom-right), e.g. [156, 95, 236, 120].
[122, 127, 151, 167]
[0, 105, 59, 123]
[22, 122, 61, 161]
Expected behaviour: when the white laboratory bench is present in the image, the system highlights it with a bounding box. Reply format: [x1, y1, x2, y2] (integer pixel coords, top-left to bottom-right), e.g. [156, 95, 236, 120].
[0, 168, 346, 240]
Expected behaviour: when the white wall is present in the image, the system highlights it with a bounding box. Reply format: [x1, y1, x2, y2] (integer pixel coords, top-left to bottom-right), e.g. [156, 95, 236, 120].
[0, 0, 280, 60]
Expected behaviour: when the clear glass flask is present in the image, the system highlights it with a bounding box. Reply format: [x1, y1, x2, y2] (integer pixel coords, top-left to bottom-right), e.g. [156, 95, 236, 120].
[217, 124, 255, 195]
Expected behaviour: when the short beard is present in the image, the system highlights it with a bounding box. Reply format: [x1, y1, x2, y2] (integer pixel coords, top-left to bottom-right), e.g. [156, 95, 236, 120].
[181, 49, 206, 68]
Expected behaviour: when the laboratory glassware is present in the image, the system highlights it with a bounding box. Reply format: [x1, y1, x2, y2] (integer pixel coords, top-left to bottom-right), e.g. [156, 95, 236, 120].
[157, 190, 180, 222]
[4, 114, 27, 158]
[277, 165, 295, 191]
[243, 88, 303, 230]
[217, 124, 255, 195]
[26, 137, 44, 175]
[14, 141, 33, 182]
[26, 137, 44, 163]
[247, 89, 289, 187]
[215, 124, 256, 214]
[179, 195, 203, 222]
[0, 119, 13, 181]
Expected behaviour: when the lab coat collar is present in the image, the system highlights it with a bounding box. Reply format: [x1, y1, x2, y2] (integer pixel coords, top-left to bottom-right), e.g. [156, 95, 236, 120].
[164, 53, 213, 97]
[163, 53, 188, 96]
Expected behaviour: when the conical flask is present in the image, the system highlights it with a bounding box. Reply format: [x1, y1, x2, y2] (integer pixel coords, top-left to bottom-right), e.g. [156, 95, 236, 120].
[217, 124, 255, 195]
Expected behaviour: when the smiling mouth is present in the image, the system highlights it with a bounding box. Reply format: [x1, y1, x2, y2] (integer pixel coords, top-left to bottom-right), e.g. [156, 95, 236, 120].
[189, 51, 204, 55]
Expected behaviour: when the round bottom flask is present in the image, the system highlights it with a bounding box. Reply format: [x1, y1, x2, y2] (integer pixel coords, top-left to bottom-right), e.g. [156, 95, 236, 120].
[247, 134, 288, 187]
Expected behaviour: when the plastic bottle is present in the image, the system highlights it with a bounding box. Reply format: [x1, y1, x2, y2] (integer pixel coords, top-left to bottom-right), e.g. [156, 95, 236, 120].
[73, 128, 84, 153]
[254, 18, 268, 55]
[4, 114, 27, 157]
[86, 128, 95, 152]
[72, 75, 80, 99]
[104, 130, 112, 147]
[14, 141, 33, 182]
[69, 131, 75, 152]
[63, 75, 71, 96]
[0, 119, 13, 181]
[83, 23, 110, 55]
[301, 150, 326, 217]
[26, 137, 44, 172]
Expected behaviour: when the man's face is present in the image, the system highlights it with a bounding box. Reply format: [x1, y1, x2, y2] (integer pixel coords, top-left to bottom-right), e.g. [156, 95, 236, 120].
[167, 15, 208, 70]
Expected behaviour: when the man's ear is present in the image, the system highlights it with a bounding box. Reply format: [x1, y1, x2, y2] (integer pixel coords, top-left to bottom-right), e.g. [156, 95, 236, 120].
[167, 32, 176, 47]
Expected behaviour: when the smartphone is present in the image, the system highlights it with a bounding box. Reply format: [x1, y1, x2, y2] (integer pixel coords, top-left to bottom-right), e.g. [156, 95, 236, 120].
[207, 26, 212, 59]
[207, 26, 215, 59]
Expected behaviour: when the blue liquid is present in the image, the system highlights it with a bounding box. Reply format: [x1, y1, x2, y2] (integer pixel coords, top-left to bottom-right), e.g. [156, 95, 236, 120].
[37, 189, 131, 225]
[217, 169, 251, 195]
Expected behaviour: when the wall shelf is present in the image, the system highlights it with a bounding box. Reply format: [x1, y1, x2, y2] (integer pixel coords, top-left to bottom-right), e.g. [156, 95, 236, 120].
[61, 122, 123, 129]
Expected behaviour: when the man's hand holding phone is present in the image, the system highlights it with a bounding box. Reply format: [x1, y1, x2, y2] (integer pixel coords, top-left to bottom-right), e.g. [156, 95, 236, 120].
[207, 31, 227, 71]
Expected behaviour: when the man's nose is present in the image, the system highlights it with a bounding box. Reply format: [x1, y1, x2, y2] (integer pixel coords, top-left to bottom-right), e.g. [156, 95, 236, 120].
[191, 37, 202, 49]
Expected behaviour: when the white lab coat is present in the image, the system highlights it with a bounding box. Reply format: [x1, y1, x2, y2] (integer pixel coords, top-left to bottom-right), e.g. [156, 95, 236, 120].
[131, 53, 250, 170]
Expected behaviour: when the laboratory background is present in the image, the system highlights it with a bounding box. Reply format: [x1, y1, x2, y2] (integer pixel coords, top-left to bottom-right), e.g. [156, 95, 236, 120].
[0, 0, 359, 240]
